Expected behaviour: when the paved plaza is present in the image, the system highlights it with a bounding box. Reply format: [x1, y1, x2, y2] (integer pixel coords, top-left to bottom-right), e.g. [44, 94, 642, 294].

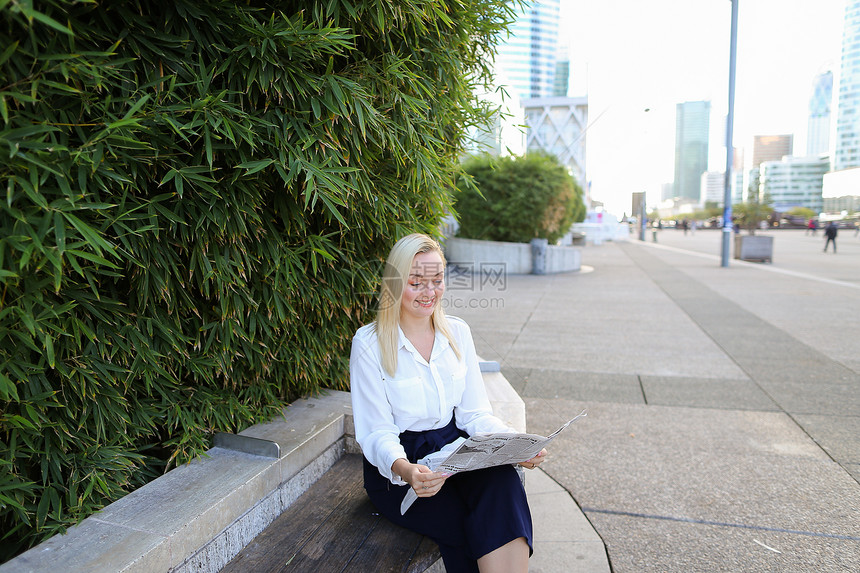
[448, 228, 860, 572]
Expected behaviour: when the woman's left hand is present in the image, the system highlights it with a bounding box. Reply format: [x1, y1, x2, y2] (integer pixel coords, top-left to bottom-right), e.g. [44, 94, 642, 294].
[518, 448, 547, 470]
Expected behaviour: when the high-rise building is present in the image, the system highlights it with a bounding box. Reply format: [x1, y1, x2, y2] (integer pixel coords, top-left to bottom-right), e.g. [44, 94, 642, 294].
[807, 71, 833, 157]
[700, 171, 726, 206]
[759, 155, 828, 212]
[552, 59, 570, 97]
[494, 0, 561, 101]
[752, 135, 793, 168]
[673, 101, 711, 201]
[835, 0, 860, 171]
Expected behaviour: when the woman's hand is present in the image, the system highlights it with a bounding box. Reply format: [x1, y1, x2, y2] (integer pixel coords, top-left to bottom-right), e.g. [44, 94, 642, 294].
[392, 459, 450, 497]
[518, 448, 548, 470]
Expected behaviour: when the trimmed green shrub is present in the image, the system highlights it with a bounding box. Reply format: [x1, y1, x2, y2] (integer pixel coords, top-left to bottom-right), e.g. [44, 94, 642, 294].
[0, 0, 517, 560]
[455, 153, 586, 244]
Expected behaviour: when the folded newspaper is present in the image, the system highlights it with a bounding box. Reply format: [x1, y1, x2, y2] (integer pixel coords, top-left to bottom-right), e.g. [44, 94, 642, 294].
[400, 410, 586, 514]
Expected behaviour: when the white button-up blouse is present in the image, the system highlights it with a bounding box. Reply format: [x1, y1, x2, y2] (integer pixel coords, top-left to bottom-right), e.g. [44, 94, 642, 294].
[350, 316, 513, 485]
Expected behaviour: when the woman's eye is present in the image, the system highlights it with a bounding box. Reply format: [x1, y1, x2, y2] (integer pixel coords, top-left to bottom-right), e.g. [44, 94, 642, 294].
[410, 283, 421, 288]
[433, 280, 443, 286]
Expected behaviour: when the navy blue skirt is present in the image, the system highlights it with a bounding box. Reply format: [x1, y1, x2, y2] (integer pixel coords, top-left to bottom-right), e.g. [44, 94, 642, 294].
[363, 417, 533, 573]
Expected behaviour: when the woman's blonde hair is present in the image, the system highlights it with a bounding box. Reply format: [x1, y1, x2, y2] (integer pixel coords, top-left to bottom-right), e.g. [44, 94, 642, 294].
[376, 233, 461, 376]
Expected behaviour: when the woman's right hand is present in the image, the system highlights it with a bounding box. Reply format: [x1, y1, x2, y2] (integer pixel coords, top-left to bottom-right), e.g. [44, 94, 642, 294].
[392, 458, 450, 497]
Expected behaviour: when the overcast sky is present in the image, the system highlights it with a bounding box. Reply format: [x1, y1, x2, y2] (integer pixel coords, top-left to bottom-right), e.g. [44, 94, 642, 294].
[559, 0, 846, 217]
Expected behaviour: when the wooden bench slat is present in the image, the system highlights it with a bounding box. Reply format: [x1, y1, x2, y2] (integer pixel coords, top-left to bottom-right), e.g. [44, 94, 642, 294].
[221, 455, 366, 572]
[221, 454, 441, 573]
[342, 509, 440, 573]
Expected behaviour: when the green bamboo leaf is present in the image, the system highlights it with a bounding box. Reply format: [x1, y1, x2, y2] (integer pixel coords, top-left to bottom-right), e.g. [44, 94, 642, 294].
[22, 7, 74, 36]
[0, 372, 19, 402]
[63, 213, 115, 256]
[36, 488, 50, 528]
[65, 249, 120, 269]
[54, 212, 66, 254]
[204, 127, 213, 167]
[0, 90, 38, 103]
[237, 159, 273, 175]
[44, 333, 56, 369]
[121, 94, 151, 120]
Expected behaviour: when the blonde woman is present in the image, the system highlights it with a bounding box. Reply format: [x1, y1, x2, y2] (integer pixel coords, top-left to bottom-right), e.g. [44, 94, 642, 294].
[350, 233, 546, 573]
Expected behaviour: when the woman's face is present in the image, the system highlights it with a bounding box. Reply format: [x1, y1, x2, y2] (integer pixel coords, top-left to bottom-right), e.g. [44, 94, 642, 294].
[400, 250, 445, 322]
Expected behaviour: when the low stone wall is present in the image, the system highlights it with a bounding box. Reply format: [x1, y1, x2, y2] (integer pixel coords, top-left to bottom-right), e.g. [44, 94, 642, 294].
[1, 363, 525, 573]
[444, 237, 581, 275]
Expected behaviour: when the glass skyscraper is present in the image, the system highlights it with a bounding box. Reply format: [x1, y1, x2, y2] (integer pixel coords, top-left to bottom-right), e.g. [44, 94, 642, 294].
[672, 101, 711, 201]
[835, 0, 860, 170]
[807, 71, 832, 157]
[494, 0, 561, 100]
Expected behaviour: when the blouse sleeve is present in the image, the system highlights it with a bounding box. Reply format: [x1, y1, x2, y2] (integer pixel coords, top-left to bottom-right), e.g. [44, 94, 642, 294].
[452, 320, 516, 436]
[349, 331, 409, 485]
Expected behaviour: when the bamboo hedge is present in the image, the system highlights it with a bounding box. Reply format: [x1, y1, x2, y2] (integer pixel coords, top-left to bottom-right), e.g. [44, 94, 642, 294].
[0, 0, 517, 560]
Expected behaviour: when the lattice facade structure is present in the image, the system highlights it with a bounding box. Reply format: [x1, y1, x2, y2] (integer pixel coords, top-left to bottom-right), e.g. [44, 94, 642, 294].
[522, 96, 588, 186]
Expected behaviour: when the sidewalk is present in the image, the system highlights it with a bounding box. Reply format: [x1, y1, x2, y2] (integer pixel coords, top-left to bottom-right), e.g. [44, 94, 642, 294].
[449, 229, 860, 572]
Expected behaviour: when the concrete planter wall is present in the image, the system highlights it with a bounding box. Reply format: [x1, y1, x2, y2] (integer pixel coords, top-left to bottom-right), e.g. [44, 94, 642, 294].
[444, 237, 581, 275]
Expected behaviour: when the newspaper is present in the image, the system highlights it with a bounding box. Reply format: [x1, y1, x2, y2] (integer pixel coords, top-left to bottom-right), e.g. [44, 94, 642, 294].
[400, 410, 586, 514]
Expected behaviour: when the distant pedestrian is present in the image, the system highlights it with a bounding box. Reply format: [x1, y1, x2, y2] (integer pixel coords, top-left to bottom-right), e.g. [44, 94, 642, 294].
[690, 220, 697, 235]
[807, 219, 817, 236]
[824, 222, 838, 253]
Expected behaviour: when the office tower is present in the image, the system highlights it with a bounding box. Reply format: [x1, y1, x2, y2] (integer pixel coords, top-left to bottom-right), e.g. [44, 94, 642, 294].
[835, 0, 860, 170]
[631, 192, 646, 221]
[759, 156, 828, 212]
[495, 0, 561, 100]
[553, 58, 570, 97]
[673, 101, 711, 201]
[700, 171, 726, 206]
[752, 135, 793, 168]
[807, 71, 833, 156]
[523, 96, 588, 185]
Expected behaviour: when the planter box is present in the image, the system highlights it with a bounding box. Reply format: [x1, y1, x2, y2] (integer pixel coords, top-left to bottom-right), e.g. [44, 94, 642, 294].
[444, 237, 581, 275]
[734, 235, 773, 263]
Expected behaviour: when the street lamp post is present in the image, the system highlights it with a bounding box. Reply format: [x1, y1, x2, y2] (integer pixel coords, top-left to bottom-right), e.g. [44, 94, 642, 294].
[721, 0, 739, 267]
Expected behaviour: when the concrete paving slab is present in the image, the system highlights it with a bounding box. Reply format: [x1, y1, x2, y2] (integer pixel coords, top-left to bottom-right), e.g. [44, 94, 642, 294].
[501, 366, 530, 394]
[756, 379, 860, 416]
[523, 370, 644, 404]
[525, 398, 860, 570]
[586, 514, 860, 573]
[640, 376, 780, 411]
[792, 413, 860, 464]
[525, 467, 609, 573]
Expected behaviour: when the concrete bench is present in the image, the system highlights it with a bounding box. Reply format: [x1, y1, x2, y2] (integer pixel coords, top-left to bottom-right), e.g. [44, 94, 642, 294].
[0, 362, 524, 573]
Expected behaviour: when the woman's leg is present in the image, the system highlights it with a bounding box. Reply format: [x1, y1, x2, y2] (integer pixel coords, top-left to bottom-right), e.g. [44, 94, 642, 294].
[477, 537, 529, 573]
